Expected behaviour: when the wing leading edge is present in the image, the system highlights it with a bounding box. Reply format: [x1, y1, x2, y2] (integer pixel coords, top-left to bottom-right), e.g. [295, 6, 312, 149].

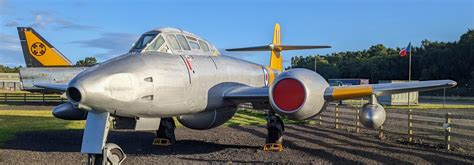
[34, 83, 68, 93]
[224, 80, 457, 103]
[324, 80, 457, 102]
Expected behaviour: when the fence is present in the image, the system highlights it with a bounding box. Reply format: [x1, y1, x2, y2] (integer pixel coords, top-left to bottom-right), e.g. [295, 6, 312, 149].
[238, 103, 474, 151]
[315, 104, 474, 151]
[0, 93, 64, 104]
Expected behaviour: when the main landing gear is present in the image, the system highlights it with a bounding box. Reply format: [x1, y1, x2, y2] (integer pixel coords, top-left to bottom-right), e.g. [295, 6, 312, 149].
[263, 109, 285, 152]
[153, 117, 176, 146]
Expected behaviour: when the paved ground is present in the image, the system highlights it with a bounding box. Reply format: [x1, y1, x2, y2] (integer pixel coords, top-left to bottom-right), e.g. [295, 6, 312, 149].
[0, 124, 472, 164]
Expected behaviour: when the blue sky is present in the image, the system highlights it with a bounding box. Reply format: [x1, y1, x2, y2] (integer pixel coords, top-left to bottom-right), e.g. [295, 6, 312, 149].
[0, 0, 473, 67]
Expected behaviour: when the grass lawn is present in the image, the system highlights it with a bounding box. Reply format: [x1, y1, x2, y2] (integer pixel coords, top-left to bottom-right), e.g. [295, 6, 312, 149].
[0, 109, 309, 146]
[0, 110, 85, 145]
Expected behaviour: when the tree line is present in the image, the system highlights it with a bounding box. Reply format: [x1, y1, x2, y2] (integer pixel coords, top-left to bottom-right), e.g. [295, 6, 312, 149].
[0, 56, 98, 73]
[289, 30, 474, 96]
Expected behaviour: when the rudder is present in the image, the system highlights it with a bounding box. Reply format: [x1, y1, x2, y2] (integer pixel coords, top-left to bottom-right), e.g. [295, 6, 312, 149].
[269, 23, 283, 72]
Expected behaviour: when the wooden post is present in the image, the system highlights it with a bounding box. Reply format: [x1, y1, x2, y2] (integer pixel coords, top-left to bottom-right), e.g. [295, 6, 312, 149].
[4, 93, 7, 102]
[444, 113, 451, 150]
[318, 116, 322, 125]
[42, 93, 45, 105]
[335, 105, 339, 129]
[378, 125, 384, 139]
[408, 109, 413, 143]
[356, 109, 361, 133]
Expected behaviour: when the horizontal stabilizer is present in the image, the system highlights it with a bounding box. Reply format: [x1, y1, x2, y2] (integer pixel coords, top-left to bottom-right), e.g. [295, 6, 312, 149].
[34, 83, 68, 92]
[226, 44, 331, 52]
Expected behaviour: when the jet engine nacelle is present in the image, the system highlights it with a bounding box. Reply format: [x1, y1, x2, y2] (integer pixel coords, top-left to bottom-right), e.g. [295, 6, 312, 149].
[269, 68, 329, 120]
[359, 103, 386, 129]
[177, 107, 236, 130]
[52, 102, 87, 120]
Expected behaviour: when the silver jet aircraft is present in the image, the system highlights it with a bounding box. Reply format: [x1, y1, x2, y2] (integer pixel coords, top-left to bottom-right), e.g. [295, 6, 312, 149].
[34, 24, 457, 164]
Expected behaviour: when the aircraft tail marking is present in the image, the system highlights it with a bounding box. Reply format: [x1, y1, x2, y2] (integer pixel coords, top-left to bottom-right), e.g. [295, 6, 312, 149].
[17, 27, 73, 67]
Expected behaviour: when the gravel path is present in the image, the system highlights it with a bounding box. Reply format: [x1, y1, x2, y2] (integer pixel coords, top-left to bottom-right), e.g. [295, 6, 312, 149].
[0, 124, 472, 164]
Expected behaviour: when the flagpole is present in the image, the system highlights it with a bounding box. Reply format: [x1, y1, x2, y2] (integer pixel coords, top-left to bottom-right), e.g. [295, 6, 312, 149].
[408, 44, 412, 109]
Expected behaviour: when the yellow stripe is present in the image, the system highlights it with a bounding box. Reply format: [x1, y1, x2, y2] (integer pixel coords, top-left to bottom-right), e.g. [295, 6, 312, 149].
[24, 31, 71, 66]
[332, 86, 373, 100]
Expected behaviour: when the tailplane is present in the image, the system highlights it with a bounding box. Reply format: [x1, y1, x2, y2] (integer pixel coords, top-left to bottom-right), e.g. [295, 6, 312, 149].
[226, 23, 330, 72]
[17, 27, 73, 67]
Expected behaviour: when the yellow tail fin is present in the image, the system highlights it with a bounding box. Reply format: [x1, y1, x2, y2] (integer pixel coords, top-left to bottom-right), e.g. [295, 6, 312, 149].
[17, 27, 72, 67]
[269, 23, 283, 71]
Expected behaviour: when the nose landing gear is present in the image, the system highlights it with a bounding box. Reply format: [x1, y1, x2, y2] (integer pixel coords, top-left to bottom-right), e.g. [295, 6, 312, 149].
[88, 143, 126, 165]
[82, 111, 127, 165]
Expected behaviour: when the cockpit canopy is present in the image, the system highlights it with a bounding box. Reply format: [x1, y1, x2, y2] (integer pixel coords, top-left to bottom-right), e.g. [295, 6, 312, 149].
[129, 27, 220, 56]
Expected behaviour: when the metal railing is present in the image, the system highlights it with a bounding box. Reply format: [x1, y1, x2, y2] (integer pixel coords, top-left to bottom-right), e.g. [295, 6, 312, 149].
[0, 93, 64, 104]
[316, 105, 474, 151]
[238, 103, 474, 151]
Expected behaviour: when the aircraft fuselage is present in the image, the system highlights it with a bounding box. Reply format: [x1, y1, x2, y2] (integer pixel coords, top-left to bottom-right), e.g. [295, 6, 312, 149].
[67, 52, 274, 118]
[19, 67, 87, 93]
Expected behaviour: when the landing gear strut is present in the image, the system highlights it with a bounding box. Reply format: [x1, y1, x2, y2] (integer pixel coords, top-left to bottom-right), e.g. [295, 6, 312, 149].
[153, 117, 176, 146]
[263, 110, 284, 152]
[82, 111, 126, 165]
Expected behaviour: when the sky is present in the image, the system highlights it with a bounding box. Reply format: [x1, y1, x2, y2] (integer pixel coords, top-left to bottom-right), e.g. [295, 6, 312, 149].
[0, 0, 473, 67]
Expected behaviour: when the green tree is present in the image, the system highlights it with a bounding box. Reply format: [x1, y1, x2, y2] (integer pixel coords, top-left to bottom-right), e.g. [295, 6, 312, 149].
[289, 29, 474, 96]
[0, 65, 21, 73]
[75, 57, 98, 67]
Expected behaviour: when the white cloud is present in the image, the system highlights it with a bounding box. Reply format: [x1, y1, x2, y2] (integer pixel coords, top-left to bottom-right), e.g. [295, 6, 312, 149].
[0, 32, 23, 66]
[3, 20, 18, 27]
[71, 32, 139, 60]
[28, 10, 96, 30]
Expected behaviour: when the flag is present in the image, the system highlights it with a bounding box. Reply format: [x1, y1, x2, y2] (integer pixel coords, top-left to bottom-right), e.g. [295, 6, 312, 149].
[399, 42, 411, 57]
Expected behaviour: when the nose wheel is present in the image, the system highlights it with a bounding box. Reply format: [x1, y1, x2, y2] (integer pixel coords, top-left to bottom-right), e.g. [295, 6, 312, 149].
[87, 143, 126, 165]
[264, 110, 284, 152]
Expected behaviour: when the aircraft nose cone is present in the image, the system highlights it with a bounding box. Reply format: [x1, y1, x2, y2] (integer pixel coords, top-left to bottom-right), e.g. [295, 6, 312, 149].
[66, 55, 148, 112]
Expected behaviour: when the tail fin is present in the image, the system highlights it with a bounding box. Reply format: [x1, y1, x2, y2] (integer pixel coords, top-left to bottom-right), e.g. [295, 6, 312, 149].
[226, 23, 330, 72]
[270, 23, 283, 71]
[17, 27, 73, 67]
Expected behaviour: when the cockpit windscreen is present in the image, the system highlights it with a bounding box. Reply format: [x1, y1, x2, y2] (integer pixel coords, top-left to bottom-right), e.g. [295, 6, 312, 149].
[133, 33, 158, 50]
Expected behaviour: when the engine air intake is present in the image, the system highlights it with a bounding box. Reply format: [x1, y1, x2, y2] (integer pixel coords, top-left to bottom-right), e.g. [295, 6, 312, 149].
[67, 87, 82, 103]
[272, 78, 306, 112]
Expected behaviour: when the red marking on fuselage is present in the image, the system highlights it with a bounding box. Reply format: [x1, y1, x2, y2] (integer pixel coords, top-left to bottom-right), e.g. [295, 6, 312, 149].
[185, 56, 193, 71]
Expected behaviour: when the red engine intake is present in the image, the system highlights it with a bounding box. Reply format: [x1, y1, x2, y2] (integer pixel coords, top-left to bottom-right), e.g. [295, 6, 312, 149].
[272, 78, 306, 112]
[269, 68, 329, 120]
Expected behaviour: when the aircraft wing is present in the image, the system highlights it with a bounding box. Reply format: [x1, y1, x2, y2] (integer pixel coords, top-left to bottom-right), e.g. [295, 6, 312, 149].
[34, 83, 68, 93]
[224, 86, 269, 103]
[224, 80, 456, 103]
[325, 80, 456, 101]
